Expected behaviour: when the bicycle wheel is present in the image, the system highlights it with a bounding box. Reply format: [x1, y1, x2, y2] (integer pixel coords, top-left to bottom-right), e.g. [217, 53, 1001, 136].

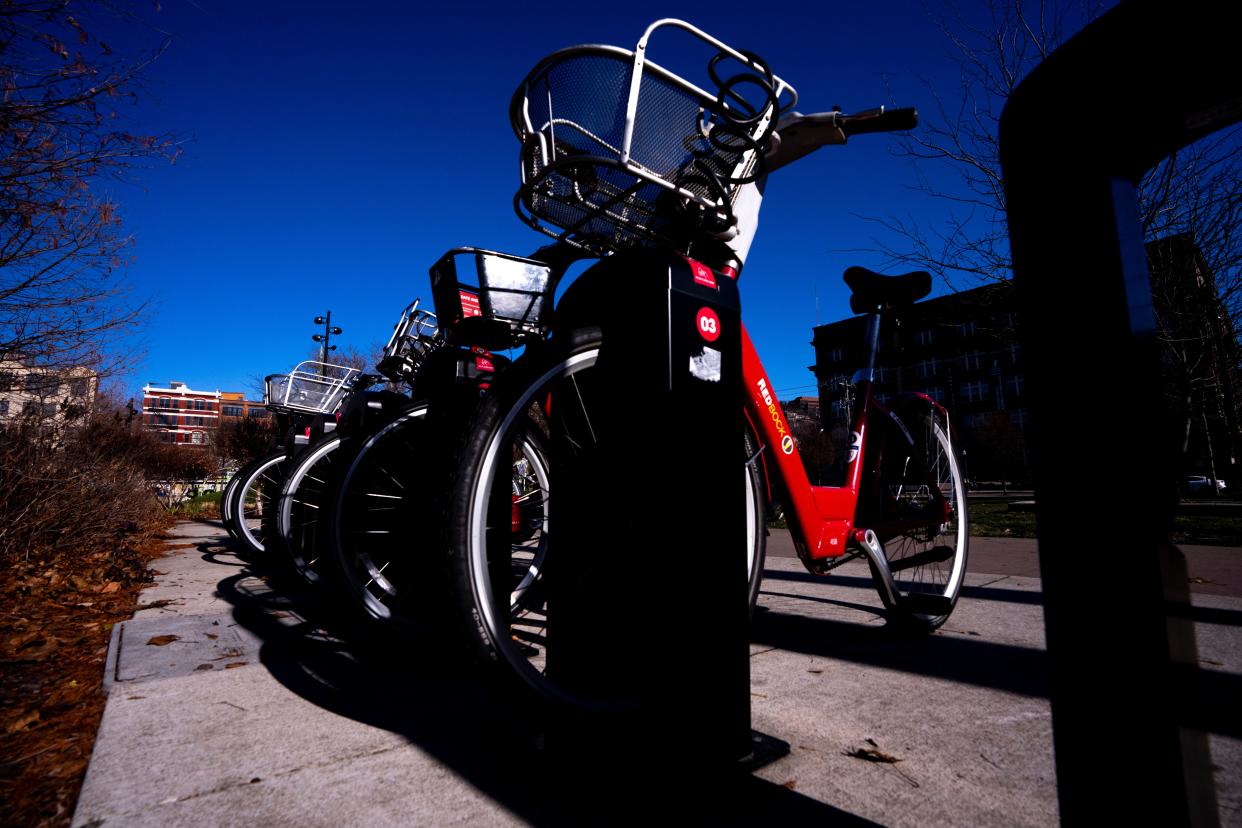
[869, 407, 968, 630]
[234, 450, 290, 558]
[328, 405, 436, 630]
[223, 456, 265, 541]
[220, 464, 244, 540]
[444, 328, 765, 711]
[276, 434, 342, 586]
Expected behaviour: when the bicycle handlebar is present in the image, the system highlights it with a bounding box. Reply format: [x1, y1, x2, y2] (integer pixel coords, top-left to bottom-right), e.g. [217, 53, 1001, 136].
[765, 106, 917, 173]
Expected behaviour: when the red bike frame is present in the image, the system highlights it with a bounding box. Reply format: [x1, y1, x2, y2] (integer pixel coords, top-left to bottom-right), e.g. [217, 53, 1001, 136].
[740, 326, 953, 565]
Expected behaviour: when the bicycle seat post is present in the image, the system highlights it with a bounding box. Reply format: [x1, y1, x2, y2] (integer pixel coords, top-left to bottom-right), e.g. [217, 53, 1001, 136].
[855, 309, 883, 385]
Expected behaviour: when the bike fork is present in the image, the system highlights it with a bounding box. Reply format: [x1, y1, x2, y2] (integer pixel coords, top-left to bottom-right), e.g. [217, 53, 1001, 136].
[854, 528, 899, 608]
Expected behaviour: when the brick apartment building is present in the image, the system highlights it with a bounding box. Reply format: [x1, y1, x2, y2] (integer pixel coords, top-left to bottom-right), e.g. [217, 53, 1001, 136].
[809, 282, 1028, 484]
[141, 382, 266, 446]
[808, 235, 1240, 486]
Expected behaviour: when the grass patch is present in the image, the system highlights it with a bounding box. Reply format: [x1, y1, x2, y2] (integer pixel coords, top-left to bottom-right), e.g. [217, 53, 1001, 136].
[1171, 514, 1242, 547]
[170, 490, 223, 519]
[771, 501, 1240, 546]
[968, 502, 1038, 538]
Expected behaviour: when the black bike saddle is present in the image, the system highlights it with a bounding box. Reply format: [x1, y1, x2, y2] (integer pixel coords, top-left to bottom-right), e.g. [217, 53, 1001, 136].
[843, 266, 932, 314]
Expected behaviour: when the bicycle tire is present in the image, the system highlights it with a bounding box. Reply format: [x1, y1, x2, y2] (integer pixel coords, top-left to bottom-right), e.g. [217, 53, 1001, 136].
[443, 327, 766, 712]
[326, 404, 437, 631]
[223, 456, 265, 542]
[868, 405, 968, 630]
[233, 450, 290, 558]
[276, 434, 343, 586]
[220, 464, 245, 540]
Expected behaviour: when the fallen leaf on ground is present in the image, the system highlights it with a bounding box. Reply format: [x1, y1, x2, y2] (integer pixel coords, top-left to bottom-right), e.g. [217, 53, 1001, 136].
[807, 668, 823, 674]
[146, 635, 179, 646]
[845, 747, 902, 764]
[99, 582, 120, 594]
[194, 663, 213, 671]
[6, 709, 42, 734]
[781, 779, 797, 790]
[224, 662, 248, 669]
[1188, 576, 1214, 584]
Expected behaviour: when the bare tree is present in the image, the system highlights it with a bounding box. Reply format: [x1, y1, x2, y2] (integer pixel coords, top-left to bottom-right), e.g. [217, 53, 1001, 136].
[868, 0, 1241, 476]
[1, 1, 179, 377]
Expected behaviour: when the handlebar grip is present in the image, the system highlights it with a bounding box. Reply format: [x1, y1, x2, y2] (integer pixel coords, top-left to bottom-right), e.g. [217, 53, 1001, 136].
[842, 107, 918, 136]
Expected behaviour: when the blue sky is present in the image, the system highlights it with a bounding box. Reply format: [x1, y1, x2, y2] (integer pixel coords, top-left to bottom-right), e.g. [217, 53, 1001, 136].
[99, 0, 1015, 400]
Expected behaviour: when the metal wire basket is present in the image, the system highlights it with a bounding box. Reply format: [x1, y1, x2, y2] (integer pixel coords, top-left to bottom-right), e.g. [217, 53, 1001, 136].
[264, 361, 360, 414]
[510, 18, 796, 255]
[375, 300, 442, 384]
[430, 248, 554, 348]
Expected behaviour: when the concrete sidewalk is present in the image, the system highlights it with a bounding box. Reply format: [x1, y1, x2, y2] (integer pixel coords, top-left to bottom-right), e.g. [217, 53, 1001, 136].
[72, 522, 1241, 826]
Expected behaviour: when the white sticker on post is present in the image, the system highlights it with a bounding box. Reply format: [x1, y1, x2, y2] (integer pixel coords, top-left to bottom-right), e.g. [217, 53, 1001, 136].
[689, 347, 722, 383]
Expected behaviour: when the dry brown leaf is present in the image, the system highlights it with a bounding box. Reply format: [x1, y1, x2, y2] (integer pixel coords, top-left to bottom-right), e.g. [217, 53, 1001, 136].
[845, 747, 901, 764]
[99, 582, 121, 594]
[146, 635, 179, 646]
[6, 709, 42, 734]
[223, 662, 248, 669]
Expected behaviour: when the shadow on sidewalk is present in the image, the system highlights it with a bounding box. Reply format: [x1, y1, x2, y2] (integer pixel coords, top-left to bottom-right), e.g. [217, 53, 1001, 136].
[208, 538, 877, 826]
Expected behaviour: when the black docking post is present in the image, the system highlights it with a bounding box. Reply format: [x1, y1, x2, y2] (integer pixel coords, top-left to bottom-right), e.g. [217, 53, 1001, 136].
[546, 250, 777, 800]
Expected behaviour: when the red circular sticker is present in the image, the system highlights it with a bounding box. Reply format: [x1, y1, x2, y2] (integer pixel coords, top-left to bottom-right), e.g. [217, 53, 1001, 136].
[696, 307, 720, 342]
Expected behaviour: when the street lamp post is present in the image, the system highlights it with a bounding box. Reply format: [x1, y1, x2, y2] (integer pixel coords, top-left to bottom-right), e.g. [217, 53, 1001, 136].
[312, 312, 343, 375]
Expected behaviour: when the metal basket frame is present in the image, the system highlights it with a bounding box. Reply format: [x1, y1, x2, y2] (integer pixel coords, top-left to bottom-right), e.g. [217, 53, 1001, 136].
[376, 299, 443, 385]
[430, 247, 555, 346]
[264, 361, 361, 415]
[511, 18, 796, 254]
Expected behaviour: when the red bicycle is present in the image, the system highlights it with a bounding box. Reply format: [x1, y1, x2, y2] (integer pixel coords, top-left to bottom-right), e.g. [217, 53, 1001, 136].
[441, 19, 967, 708]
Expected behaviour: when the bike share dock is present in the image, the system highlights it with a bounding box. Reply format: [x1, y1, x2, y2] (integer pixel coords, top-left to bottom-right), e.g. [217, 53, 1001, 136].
[72, 520, 1242, 826]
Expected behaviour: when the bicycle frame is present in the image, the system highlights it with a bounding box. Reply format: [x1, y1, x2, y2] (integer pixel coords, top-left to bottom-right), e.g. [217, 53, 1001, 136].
[741, 326, 953, 568]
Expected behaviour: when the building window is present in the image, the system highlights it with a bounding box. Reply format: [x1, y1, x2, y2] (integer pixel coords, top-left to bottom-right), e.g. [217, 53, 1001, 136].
[1013, 408, 1029, 429]
[917, 358, 939, 379]
[960, 351, 985, 371]
[961, 380, 990, 403]
[915, 329, 935, 346]
[248, 409, 269, 419]
[194, 399, 206, 411]
[965, 412, 993, 429]
[42, 402, 58, 417]
[222, 404, 243, 417]
[24, 374, 57, 395]
[1008, 343, 1023, 364]
[0, 372, 14, 392]
[158, 397, 172, 409]
[191, 431, 204, 444]
[0, 400, 8, 416]
[829, 347, 845, 363]
[921, 387, 944, 402]
[874, 392, 892, 405]
[957, 321, 977, 337]
[69, 378, 89, 397]
[1007, 375, 1025, 398]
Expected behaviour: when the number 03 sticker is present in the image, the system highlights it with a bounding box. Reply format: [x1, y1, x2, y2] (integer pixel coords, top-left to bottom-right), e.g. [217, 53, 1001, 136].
[696, 307, 720, 342]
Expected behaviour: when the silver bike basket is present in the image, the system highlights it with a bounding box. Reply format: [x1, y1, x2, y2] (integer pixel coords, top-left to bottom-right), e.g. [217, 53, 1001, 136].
[511, 18, 796, 254]
[264, 361, 360, 414]
[376, 300, 443, 384]
[430, 248, 555, 344]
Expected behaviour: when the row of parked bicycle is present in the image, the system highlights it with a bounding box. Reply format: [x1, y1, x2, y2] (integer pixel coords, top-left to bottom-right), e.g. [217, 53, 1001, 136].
[217, 18, 968, 714]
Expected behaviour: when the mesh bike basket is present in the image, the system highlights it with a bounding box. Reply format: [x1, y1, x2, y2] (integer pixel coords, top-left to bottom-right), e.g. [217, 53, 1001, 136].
[430, 248, 554, 346]
[376, 300, 443, 383]
[263, 361, 360, 414]
[510, 19, 796, 255]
